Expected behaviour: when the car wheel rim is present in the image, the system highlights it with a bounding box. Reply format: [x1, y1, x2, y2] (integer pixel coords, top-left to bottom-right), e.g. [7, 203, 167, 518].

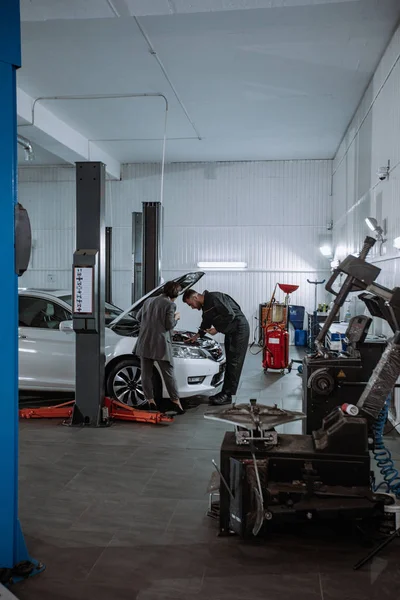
[112, 365, 147, 407]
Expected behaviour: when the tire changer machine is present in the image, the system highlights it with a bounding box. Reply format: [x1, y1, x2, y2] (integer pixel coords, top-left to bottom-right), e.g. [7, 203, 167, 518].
[205, 236, 400, 564]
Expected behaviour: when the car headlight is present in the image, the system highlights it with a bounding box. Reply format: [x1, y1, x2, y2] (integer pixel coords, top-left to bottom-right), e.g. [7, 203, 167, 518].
[173, 346, 207, 359]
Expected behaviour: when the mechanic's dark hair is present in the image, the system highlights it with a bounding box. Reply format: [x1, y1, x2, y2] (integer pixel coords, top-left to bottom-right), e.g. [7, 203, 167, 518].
[182, 288, 198, 303]
[163, 281, 182, 300]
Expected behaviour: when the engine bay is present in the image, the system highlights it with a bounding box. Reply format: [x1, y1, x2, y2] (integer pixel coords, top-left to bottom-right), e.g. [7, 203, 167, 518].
[172, 330, 225, 361]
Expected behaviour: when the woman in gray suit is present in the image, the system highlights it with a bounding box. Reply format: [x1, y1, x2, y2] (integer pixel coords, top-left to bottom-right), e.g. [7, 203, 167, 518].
[136, 281, 184, 414]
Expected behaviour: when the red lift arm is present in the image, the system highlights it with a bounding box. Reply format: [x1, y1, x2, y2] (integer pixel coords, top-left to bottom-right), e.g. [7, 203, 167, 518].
[19, 398, 173, 425]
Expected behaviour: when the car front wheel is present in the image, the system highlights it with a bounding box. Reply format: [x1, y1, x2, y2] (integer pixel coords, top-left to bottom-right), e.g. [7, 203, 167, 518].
[106, 357, 161, 408]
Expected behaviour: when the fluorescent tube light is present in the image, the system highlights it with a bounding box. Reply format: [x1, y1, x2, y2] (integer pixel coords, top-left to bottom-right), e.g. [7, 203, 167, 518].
[197, 261, 247, 270]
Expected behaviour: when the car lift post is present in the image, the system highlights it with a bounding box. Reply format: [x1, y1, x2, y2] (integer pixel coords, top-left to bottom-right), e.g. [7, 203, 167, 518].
[142, 201, 163, 294]
[71, 162, 106, 426]
[0, 0, 43, 584]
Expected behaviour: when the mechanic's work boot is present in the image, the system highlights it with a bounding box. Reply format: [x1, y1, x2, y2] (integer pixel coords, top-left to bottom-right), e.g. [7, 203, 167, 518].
[208, 392, 232, 406]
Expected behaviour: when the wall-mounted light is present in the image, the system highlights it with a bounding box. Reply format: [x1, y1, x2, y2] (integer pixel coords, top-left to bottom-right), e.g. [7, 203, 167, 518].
[393, 236, 400, 250]
[365, 217, 386, 243]
[365, 217, 380, 233]
[197, 261, 247, 270]
[319, 245, 333, 258]
[365, 217, 387, 256]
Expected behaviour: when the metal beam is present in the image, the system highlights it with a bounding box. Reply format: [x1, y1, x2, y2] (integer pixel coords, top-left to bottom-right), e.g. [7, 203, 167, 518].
[105, 226, 112, 304]
[0, 0, 37, 574]
[131, 212, 143, 302]
[17, 88, 121, 180]
[142, 202, 163, 294]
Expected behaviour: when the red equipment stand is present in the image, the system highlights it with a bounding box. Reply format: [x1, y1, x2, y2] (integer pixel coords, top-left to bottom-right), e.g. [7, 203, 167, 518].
[262, 323, 291, 374]
[19, 398, 174, 425]
[262, 283, 299, 374]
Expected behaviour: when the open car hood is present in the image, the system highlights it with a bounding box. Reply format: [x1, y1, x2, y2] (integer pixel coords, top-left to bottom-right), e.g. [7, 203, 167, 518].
[109, 271, 205, 327]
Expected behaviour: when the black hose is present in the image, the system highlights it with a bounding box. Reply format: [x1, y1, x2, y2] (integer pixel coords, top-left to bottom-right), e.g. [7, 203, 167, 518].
[249, 319, 263, 355]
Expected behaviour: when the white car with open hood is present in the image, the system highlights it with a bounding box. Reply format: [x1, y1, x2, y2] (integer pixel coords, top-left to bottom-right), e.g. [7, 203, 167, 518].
[18, 272, 226, 406]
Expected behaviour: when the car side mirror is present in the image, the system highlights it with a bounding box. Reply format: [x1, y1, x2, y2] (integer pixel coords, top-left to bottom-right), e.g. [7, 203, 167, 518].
[59, 320, 74, 334]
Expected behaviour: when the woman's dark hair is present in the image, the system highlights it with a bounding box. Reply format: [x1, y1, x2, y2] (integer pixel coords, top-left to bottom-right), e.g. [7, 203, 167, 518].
[163, 281, 182, 299]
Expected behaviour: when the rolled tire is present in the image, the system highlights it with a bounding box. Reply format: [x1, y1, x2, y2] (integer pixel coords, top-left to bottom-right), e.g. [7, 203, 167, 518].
[106, 357, 162, 408]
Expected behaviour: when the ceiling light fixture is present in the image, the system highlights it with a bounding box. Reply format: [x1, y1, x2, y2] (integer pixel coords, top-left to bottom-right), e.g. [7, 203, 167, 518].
[197, 261, 247, 270]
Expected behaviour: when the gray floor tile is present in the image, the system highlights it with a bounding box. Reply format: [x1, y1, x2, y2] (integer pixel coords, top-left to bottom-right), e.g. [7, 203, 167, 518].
[87, 544, 207, 585]
[136, 577, 203, 600]
[16, 576, 140, 600]
[64, 464, 156, 495]
[23, 539, 106, 581]
[54, 445, 139, 469]
[320, 570, 400, 599]
[109, 525, 173, 547]
[73, 495, 179, 530]
[239, 380, 269, 391]
[316, 535, 400, 575]
[200, 573, 321, 600]
[19, 461, 83, 495]
[19, 442, 71, 466]
[141, 470, 210, 500]
[25, 526, 115, 549]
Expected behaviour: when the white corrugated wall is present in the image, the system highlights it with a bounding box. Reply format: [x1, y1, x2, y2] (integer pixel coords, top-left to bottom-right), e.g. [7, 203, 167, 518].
[18, 168, 76, 290]
[19, 159, 332, 339]
[332, 22, 400, 416]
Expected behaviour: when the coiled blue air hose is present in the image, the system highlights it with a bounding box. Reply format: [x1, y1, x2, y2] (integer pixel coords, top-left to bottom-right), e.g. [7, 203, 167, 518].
[373, 397, 400, 498]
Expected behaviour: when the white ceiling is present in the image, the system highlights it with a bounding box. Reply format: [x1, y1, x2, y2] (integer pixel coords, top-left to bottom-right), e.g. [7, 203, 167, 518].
[17, 0, 400, 167]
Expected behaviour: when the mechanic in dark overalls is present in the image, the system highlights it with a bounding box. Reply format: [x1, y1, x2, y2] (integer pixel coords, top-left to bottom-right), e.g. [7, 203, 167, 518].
[183, 289, 250, 405]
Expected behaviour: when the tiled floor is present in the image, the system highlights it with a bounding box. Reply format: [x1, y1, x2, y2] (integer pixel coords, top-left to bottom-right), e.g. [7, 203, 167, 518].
[15, 348, 400, 599]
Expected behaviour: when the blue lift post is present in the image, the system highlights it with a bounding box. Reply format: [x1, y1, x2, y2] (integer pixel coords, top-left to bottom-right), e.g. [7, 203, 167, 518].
[0, 0, 43, 584]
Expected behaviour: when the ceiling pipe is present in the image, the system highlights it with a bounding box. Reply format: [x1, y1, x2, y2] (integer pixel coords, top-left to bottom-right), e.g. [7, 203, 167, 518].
[17, 134, 34, 161]
[19, 93, 169, 203]
[104, 0, 201, 141]
[133, 17, 202, 142]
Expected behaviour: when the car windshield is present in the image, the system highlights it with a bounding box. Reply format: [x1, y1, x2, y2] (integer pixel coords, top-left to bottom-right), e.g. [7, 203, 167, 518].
[60, 295, 135, 325]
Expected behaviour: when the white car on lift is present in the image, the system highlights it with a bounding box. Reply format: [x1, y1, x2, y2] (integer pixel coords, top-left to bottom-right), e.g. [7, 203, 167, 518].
[18, 272, 226, 406]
